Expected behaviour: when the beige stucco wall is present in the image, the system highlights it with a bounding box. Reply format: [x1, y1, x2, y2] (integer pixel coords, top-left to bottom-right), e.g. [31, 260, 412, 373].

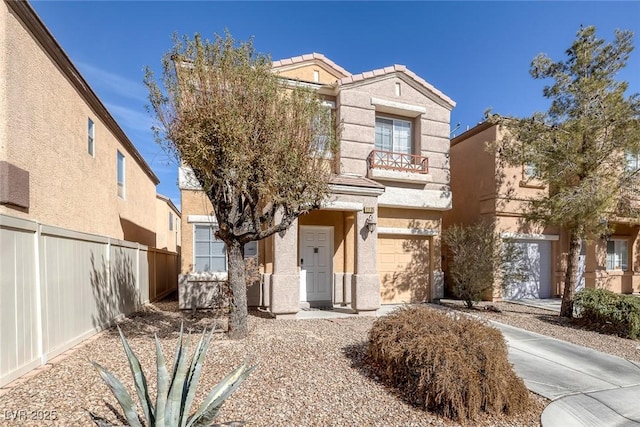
[0, 3, 7, 165]
[444, 124, 497, 229]
[337, 77, 451, 193]
[378, 207, 441, 229]
[577, 223, 640, 295]
[155, 196, 180, 252]
[180, 189, 215, 272]
[275, 63, 343, 85]
[0, 3, 157, 246]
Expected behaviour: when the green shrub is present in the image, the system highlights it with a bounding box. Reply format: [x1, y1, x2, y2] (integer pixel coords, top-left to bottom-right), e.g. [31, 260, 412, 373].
[367, 306, 530, 421]
[91, 323, 255, 427]
[575, 288, 640, 339]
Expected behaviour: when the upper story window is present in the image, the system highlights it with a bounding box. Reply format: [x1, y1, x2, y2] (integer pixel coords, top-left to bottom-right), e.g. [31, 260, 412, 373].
[169, 212, 174, 231]
[606, 239, 628, 271]
[313, 102, 334, 157]
[194, 224, 227, 273]
[117, 151, 125, 199]
[88, 118, 95, 157]
[375, 117, 412, 154]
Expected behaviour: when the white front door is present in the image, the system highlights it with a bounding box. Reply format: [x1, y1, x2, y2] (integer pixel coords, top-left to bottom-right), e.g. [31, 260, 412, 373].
[300, 226, 333, 303]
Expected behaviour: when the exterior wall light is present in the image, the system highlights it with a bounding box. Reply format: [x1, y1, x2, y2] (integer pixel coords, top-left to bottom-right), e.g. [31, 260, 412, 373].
[365, 215, 377, 234]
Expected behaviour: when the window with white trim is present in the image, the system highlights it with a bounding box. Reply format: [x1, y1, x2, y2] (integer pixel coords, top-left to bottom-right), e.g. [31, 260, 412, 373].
[88, 118, 95, 156]
[606, 239, 628, 271]
[117, 150, 125, 198]
[194, 224, 227, 273]
[375, 117, 412, 154]
[169, 212, 174, 231]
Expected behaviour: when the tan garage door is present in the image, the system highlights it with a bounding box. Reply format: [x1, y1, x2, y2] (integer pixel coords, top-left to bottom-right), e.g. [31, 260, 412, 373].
[377, 236, 430, 304]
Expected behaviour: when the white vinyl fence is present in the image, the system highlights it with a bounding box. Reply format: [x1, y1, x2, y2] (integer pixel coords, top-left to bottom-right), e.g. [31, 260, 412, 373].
[0, 214, 177, 387]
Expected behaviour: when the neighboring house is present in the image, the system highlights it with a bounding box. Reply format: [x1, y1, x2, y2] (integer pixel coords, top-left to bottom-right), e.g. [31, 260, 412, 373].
[0, 1, 158, 242]
[444, 121, 640, 301]
[179, 53, 455, 317]
[0, 1, 178, 387]
[156, 193, 181, 253]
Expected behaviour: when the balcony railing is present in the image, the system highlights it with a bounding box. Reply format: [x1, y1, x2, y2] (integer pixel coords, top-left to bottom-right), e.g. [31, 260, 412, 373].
[367, 150, 429, 174]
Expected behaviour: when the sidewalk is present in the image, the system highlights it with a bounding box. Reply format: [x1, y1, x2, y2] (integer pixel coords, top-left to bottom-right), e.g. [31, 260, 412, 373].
[493, 321, 640, 426]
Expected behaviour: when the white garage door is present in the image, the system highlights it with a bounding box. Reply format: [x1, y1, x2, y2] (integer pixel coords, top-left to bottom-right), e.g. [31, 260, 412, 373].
[504, 239, 551, 299]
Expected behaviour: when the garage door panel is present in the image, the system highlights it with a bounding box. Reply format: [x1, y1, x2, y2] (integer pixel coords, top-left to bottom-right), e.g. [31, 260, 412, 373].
[504, 240, 551, 300]
[377, 236, 430, 304]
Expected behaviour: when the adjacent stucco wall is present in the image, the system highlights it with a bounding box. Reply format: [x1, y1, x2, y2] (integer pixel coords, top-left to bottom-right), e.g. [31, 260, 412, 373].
[444, 124, 497, 229]
[0, 2, 7, 166]
[577, 223, 640, 295]
[0, 3, 157, 245]
[275, 62, 343, 84]
[180, 189, 215, 273]
[155, 196, 180, 253]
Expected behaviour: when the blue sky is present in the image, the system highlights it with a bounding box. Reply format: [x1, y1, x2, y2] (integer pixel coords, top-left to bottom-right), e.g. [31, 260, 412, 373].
[30, 1, 640, 209]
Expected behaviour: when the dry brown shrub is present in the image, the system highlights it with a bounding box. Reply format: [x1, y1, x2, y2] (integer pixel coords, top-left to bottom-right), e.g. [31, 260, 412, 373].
[367, 306, 530, 422]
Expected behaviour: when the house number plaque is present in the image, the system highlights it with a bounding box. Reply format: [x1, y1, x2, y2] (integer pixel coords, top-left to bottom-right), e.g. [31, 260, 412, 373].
[363, 207, 374, 214]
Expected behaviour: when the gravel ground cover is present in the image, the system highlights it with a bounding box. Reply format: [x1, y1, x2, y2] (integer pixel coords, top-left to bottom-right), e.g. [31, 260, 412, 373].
[439, 300, 640, 363]
[0, 298, 546, 427]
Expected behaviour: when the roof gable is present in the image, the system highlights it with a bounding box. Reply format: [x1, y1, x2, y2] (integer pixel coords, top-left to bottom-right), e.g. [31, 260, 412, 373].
[337, 64, 455, 110]
[272, 53, 351, 82]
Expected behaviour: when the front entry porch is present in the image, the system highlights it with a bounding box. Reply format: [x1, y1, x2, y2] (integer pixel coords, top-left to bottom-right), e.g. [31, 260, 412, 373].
[262, 187, 383, 318]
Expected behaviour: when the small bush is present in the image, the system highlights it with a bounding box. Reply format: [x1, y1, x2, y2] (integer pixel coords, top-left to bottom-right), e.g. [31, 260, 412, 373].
[367, 306, 530, 422]
[574, 288, 640, 339]
[443, 220, 525, 308]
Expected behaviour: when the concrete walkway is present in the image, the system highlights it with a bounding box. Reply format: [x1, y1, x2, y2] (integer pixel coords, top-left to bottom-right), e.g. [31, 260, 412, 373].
[294, 303, 640, 426]
[494, 321, 640, 426]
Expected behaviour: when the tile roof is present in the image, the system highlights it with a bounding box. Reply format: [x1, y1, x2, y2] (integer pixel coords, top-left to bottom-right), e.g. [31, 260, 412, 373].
[271, 53, 351, 78]
[272, 54, 455, 108]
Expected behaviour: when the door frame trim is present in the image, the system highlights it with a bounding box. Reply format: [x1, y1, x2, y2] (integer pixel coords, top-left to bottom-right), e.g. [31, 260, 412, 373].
[299, 225, 334, 303]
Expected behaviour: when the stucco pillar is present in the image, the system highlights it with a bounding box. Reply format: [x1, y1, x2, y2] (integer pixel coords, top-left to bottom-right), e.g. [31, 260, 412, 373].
[351, 210, 380, 314]
[269, 218, 300, 318]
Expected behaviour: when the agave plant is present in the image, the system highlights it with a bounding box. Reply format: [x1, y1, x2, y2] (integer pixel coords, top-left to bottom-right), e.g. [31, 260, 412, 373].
[91, 323, 255, 427]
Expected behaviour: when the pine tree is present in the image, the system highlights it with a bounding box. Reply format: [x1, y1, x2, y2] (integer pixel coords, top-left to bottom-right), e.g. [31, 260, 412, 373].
[491, 26, 640, 317]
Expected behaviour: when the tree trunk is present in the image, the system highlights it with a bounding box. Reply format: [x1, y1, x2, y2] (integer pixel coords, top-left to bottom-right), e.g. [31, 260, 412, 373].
[227, 239, 248, 339]
[560, 232, 581, 318]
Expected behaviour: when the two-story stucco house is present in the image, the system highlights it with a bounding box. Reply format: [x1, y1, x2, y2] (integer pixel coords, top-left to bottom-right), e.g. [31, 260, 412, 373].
[0, 0, 180, 387]
[179, 53, 455, 317]
[0, 0, 159, 241]
[445, 121, 640, 301]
